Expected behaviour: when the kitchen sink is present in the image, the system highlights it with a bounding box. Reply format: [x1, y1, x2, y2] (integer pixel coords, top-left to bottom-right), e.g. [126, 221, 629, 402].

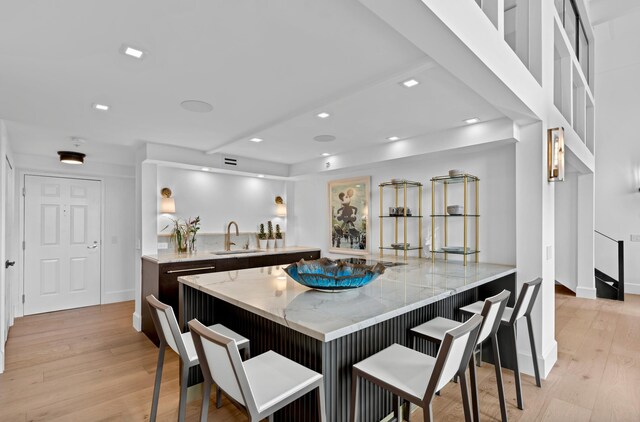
[211, 249, 263, 255]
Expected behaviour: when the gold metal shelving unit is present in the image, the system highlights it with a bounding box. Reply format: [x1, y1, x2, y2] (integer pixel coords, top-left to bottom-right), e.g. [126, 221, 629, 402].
[379, 180, 423, 259]
[430, 173, 479, 265]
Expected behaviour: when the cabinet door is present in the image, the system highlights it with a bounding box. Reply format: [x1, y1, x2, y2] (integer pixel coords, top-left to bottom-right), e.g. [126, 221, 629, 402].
[246, 254, 276, 269]
[276, 250, 321, 265]
[159, 260, 218, 310]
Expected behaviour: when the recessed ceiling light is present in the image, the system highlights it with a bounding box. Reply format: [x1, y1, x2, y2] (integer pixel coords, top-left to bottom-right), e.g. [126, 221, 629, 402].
[92, 103, 110, 111]
[321, 153, 331, 157]
[122, 45, 144, 59]
[313, 135, 336, 143]
[387, 136, 400, 141]
[250, 138, 264, 143]
[180, 100, 213, 113]
[464, 117, 480, 124]
[401, 79, 419, 88]
[258, 174, 265, 178]
[317, 112, 330, 119]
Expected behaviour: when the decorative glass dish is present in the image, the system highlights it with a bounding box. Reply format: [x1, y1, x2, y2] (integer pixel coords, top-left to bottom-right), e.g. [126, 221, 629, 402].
[284, 258, 386, 292]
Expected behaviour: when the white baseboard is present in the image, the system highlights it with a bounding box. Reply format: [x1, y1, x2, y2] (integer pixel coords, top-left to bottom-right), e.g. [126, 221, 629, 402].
[576, 286, 597, 299]
[517, 340, 557, 380]
[132, 312, 141, 332]
[625, 282, 640, 295]
[102, 289, 135, 304]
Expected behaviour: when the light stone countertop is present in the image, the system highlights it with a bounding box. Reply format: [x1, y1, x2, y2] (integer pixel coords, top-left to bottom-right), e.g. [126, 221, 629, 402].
[179, 255, 516, 342]
[142, 246, 321, 264]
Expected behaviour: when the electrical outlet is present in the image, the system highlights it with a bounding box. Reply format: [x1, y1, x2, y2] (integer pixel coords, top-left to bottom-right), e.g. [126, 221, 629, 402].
[630, 235, 640, 242]
[158, 242, 169, 250]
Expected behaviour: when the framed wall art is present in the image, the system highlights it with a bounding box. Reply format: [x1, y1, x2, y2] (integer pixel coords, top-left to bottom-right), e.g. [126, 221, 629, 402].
[328, 176, 370, 255]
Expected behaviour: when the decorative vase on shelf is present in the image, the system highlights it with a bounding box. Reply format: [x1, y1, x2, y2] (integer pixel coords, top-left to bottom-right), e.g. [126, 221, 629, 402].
[274, 238, 284, 249]
[257, 223, 267, 249]
[266, 238, 275, 249]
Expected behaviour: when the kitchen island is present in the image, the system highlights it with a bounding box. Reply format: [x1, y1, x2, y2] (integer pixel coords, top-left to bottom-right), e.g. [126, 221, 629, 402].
[178, 256, 516, 421]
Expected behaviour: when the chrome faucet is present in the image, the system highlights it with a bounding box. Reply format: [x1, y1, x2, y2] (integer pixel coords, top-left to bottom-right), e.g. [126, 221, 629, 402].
[225, 221, 239, 251]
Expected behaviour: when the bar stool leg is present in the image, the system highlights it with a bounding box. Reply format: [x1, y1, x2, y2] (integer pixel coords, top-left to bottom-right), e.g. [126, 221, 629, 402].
[423, 403, 433, 422]
[526, 315, 542, 387]
[491, 334, 508, 422]
[458, 370, 473, 422]
[317, 384, 327, 422]
[468, 353, 480, 422]
[350, 373, 360, 422]
[510, 325, 524, 410]
[216, 385, 223, 409]
[200, 380, 211, 422]
[178, 364, 190, 422]
[149, 343, 166, 422]
[393, 394, 402, 421]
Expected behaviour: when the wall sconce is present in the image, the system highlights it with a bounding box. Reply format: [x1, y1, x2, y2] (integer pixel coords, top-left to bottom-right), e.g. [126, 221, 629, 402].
[547, 127, 565, 182]
[160, 187, 176, 213]
[275, 195, 287, 217]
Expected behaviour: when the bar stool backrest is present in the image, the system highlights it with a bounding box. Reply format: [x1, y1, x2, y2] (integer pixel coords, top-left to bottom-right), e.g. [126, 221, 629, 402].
[477, 290, 511, 344]
[146, 294, 189, 360]
[189, 319, 257, 416]
[510, 278, 543, 324]
[426, 314, 483, 399]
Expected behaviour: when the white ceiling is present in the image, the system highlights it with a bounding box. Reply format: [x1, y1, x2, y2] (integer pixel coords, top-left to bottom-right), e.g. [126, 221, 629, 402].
[0, 0, 504, 166]
[588, 0, 640, 26]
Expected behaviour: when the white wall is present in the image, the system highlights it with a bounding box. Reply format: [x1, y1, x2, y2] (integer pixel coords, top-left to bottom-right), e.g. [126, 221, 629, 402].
[594, 60, 640, 293]
[13, 152, 136, 315]
[291, 143, 516, 265]
[156, 166, 288, 236]
[555, 172, 578, 291]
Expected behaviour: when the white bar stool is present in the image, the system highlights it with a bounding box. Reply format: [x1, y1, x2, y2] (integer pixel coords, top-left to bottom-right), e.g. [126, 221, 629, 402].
[460, 278, 543, 410]
[350, 314, 483, 422]
[146, 295, 250, 422]
[411, 290, 511, 422]
[189, 318, 326, 422]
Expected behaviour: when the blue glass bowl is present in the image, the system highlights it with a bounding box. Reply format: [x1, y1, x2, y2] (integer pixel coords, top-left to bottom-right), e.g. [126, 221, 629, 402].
[284, 258, 385, 292]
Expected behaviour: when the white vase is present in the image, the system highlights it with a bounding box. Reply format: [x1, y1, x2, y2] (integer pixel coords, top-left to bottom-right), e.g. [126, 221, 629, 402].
[266, 239, 275, 249]
[274, 238, 284, 249]
[257, 238, 267, 249]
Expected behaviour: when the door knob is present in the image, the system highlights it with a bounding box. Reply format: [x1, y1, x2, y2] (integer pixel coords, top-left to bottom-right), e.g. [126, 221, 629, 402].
[87, 241, 99, 250]
[5, 260, 15, 269]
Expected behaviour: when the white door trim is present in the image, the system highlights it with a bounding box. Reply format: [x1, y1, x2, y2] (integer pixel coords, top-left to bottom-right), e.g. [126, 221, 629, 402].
[17, 172, 106, 317]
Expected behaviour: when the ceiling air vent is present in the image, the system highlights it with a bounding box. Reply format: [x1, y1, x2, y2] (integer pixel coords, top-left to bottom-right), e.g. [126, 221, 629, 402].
[223, 157, 237, 166]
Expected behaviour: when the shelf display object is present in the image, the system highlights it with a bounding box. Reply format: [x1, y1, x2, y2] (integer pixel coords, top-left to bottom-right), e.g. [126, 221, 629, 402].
[379, 180, 423, 259]
[430, 173, 479, 265]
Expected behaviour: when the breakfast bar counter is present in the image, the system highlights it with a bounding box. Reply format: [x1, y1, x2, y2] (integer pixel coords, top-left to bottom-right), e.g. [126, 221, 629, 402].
[178, 256, 516, 421]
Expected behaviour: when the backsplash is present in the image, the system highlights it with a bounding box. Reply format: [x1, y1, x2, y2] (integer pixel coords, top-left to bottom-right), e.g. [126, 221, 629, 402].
[157, 232, 285, 253]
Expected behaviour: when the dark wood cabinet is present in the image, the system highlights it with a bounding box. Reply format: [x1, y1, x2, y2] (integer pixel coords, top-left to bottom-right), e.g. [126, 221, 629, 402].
[141, 249, 320, 345]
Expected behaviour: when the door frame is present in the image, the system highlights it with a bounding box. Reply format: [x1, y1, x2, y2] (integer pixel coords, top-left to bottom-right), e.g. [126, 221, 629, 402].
[18, 172, 105, 318]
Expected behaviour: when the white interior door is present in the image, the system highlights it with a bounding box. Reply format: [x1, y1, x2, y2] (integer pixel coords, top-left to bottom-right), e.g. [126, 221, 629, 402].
[24, 176, 101, 315]
[4, 157, 14, 336]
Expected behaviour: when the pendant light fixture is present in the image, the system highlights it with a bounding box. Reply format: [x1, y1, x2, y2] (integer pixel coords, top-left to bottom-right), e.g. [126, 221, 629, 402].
[58, 137, 86, 165]
[57, 151, 86, 165]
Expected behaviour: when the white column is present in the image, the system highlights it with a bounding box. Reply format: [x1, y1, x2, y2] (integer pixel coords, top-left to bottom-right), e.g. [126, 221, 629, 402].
[515, 122, 557, 378]
[576, 173, 596, 298]
[133, 149, 158, 331]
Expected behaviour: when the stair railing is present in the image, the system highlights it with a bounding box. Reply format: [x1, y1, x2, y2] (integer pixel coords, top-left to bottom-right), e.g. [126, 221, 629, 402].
[594, 230, 624, 301]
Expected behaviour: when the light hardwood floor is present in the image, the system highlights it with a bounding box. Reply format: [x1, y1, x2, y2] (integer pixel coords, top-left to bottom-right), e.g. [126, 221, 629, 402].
[0, 286, 638, 421]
